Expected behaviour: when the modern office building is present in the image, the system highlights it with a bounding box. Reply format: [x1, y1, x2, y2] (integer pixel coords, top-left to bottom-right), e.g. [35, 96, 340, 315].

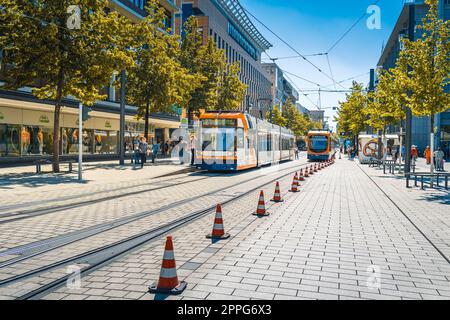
[309, 110, 325, 124]
[176, 0, 274, 118]
[296, 103, 310, 116]
[377, 0, 450, 158]
[282, 78, 299, 105]
[261, 63, 284, 108]
[0, 0, 181, 164]
[261, 62, 300, 113]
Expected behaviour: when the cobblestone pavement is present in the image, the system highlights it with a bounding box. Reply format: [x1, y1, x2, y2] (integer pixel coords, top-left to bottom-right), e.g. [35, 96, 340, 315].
[33, 159, 449, 300]
[0, 158, 310, 299]
[0, 160, 193, 209]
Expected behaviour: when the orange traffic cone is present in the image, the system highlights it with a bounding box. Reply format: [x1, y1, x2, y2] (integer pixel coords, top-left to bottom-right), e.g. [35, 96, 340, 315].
[207, 204, 230, 240]
[149, 236, 187, 295]
[289, 173, 300, 193]
[314, 164, 318, 172]
[271, 182, 284, 202]
[299, 169, 305, 181]
[253, 190, 270, 217]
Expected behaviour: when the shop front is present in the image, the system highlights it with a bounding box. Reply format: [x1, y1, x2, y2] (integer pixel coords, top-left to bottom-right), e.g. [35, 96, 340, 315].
[0, 97, 181, 164]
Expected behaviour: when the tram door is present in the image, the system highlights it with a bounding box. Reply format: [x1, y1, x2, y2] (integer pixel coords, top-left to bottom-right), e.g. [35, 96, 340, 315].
[236, 127, 245, 167]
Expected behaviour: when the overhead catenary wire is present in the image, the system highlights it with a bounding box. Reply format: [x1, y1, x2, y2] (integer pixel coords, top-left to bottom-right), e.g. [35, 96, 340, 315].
[326, 0, 383, 53]
[242, 6, 348, 90]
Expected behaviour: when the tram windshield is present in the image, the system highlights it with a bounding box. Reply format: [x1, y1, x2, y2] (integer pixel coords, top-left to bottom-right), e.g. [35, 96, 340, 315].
[309, 135, 329, 153]
[202, 128, 236, 152]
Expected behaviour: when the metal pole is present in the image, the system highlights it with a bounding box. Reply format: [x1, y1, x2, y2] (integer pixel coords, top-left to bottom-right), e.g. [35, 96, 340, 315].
[78, 102, 83, 181]
[119, 70, 126, 166]
[404, 4, 415, 175]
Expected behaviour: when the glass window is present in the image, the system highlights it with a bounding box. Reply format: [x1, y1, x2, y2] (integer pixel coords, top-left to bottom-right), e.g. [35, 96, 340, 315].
[202, 128, 236, 152]
[237, 128, 245, 149]
[81, 129, 94, 154]
[21, 126, 53, 156]
[94, 130, 118, 154]
[61, 128, 80, 155]
[309, 135, 329, 153]
[0, 124, 21, 157]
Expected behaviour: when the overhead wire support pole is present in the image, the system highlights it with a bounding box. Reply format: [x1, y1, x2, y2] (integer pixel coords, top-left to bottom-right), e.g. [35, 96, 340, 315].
[78, 102, 83, 182]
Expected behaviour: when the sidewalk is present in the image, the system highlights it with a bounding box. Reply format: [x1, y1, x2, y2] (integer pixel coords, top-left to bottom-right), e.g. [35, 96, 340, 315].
[0, 159, 193, 207]
[44, 159, 450, 300]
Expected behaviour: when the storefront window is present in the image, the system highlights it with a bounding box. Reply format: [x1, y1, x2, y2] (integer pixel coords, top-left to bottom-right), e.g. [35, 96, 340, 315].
[61, 128, 79, 155]
[94, 130, 118, 154]
[0, 124, 21, 157]
[21, 126, 53, 156]
[82, 129, 94, 154]
[125, 131, 143, 154]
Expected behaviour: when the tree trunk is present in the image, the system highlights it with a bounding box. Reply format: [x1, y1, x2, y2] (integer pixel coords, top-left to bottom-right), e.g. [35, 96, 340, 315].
[187, 107, 193, 129]
[52, 71, 64, 173]
[52, 103, 61, 173]
[378, 129, 383, 160]
[144, 102, 150, 142]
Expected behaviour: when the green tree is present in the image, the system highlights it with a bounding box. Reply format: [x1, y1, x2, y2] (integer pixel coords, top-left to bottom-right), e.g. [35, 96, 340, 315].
[335, 82, 368, 149]
[216, 62, 247, 111]
[180, 18, 223, 120]
[0, 0, 133, 172]
[267, 105, 287, 127]
[397, 0, 449, 170]
[126, 0, 199, 140]
[366, 69, 406, 133]
[282, 99, 312, 137]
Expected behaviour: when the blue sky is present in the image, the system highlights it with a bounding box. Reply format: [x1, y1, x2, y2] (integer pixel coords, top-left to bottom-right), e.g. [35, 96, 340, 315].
[239, 0, 405, 130]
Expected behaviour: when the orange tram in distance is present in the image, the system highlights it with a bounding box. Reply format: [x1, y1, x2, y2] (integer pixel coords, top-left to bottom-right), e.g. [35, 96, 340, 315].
[307, 130, 332, 162]
[198, 111, 295, 171]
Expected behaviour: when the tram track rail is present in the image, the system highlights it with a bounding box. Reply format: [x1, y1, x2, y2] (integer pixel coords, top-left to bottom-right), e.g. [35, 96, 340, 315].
[0, 174, 213, 225]
[0, 160, 314, 300]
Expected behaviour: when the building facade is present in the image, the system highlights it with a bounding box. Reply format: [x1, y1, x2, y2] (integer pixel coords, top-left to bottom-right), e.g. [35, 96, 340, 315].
[282, 78, 299, 105]
[261, 63, 284, 108]
[0, 0, 181, 164]
[308, 110, 325, 124]
[377, 0, 450, 158]
[177, 0, 274, 118]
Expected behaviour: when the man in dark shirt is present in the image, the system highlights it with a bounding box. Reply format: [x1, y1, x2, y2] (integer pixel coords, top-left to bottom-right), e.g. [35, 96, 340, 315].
[138, 137, 148, 169]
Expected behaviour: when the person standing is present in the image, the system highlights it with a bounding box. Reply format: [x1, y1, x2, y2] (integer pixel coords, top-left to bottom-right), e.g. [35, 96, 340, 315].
[295, 146, 299, 160]
[190, 135, 197, 166]
[178, 137, 186, 165]
[424, 146, 431, 165]
[138, 137, 148, 169]
[152, 140, 160, 164]
[411, 145, 418, 165]
[435, 148, 444, 171]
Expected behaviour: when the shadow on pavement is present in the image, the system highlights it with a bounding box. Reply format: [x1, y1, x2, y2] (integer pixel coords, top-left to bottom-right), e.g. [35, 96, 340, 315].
[418, 191, 450, 205]
[0, 173, 87, 188]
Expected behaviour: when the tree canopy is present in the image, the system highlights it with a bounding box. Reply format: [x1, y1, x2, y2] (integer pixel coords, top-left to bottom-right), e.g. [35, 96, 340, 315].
[0, 0, 134, 171]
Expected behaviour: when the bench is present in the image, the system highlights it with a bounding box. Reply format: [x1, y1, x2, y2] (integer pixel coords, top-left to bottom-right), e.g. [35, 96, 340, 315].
[406, 172, 449, 190]
[368, 159, 383, 168]
[35, 159, 75, 174]
[383, 161, 416, 175]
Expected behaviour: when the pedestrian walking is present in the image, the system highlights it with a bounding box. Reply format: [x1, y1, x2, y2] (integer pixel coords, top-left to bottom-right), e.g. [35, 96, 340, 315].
[190, 135, 197, 166]
[138, 137, 148, 169]
[178, 137, 186, 165]
[411, 145, 418, 166]
[424, 146, 431, 165]
[152, 140, 160, 164]
[435, 148, 445, 171]
[295, 146, 299, 160]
